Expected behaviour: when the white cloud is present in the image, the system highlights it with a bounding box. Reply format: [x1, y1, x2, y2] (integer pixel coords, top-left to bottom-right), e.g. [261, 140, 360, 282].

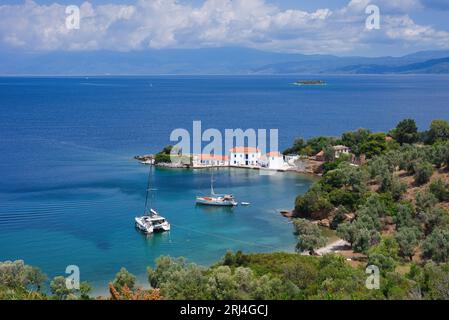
[0, 0, 448, 54]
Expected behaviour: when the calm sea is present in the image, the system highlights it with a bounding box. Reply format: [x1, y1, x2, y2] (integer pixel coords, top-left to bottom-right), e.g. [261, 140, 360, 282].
[1, 75, 449, 292]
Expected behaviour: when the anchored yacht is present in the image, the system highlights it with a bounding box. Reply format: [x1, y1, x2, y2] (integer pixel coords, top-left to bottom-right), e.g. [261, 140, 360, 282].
[196, 170, 237, 206]
[135, 209, 170, 234]
[135, 167, 171, 234]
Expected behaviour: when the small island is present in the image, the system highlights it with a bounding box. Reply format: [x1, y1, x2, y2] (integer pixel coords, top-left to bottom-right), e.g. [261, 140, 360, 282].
[294, 80, 327, 86]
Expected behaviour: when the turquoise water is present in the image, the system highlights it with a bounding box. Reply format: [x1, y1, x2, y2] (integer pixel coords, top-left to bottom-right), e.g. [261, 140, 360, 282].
[1, 75, 449, 292]
[0, 152, 314, 291]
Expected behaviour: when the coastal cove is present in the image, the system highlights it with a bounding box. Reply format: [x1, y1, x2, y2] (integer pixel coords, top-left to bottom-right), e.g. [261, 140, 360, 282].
[2, 75, 449, 294]
[0, 160, 315, 293]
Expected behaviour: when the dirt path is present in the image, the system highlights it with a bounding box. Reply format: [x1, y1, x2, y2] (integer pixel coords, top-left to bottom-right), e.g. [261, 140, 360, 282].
[316, 239, 350, 255]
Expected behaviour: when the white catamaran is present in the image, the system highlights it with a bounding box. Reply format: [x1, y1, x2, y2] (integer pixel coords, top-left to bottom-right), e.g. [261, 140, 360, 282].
[135, 166, 170, 234]
[196, 170, 237, 206]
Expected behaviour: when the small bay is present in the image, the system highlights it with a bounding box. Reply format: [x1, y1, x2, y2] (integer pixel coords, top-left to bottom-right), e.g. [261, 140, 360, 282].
[1, 74, 449, 292]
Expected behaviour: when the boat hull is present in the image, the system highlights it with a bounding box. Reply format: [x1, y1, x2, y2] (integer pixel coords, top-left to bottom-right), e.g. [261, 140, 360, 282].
[196, 197, 237, 206]
[135, 218, 154, 234]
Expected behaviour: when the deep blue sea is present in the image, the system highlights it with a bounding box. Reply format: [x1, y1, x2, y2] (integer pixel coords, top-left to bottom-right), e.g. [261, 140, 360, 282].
[1, 75, 449, 293]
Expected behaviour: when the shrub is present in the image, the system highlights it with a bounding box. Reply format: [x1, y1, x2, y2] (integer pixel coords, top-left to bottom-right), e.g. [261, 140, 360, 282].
[395, 227, 421, 261]
[394, 203, 417, 229]
[419, 207, 449, 236]
[336, 222, 358, 246]
[367, 253, 396, 274]
[428, 119, 449, 144]
[415, 190, 438, 213]
[293, 219, 327, 255]
[429, 179, 449, 201]
[422, 228, 449, 263]
[113, 267, 136, 291]
[353, 228, 380, 253]
[413, 161, 433, 185]
[294, 184, 332, 218]
[328, 189, 360, 210]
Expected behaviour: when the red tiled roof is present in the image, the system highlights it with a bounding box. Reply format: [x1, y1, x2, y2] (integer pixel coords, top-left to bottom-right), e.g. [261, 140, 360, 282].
[267, 151, 282, 157]
[229, 147, 260, 153]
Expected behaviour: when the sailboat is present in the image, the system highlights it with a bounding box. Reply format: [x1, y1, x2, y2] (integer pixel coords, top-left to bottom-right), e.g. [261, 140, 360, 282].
[196, 170, 237, 206]
[135, 166, 170, 234]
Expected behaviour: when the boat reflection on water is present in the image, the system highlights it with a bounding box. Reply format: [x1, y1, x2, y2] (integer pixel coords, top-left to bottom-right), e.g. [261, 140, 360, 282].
[195, 204, 236, 214]
[138, 229, 172, 245]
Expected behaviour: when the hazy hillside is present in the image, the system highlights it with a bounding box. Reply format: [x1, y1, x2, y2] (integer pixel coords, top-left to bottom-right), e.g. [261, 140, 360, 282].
[1, 48, 449, 75]
[335, 57, 449, 74]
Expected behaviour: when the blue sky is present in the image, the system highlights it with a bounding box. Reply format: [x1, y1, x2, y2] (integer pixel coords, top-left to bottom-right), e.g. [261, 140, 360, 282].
[0, 0, 448, 56]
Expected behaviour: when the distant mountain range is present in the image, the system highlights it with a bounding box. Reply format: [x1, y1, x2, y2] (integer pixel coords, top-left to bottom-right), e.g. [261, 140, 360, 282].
[1, 47, 449, 75]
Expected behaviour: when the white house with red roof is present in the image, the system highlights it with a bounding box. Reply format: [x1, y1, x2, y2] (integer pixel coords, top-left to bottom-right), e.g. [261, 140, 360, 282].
[229, 147, 261, 166]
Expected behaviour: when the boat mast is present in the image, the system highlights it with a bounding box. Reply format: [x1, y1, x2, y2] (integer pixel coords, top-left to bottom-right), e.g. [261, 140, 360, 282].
[210, 169, 216, 196]
[143, 165, 152, 215]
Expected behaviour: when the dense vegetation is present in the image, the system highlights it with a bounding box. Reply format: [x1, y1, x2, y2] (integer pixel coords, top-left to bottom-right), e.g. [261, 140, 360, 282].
[4, 251, 449, 300]
[154, 145, 173, 164]
[3, 118, 449, 300]
[290, 119, 449, 284]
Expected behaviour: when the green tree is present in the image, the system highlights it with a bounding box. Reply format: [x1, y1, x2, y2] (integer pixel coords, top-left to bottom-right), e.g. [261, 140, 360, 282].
[360, 133, 387, 158]
[422, 228, 449, 263]
[419, 207, 449, 236]
[429, 179, 449, 201]
[395, 227, 421, 261]
[79, 282, 92, 300]
[353, 228, 380, 253]
[294, 184, 332, 219]
[417, 262, 449, 299]
[331, 206, 349, 229]
[50, 276, 72, 300]
[341, 128, 371, 156]
[392, 119, 419, 145]
[293, 219, 326, 255]
[415, 190, 438, 213]
[148, 256, 209, 299]
[336, 221, 358, 246]
[283, 138, 306, 155]
[306, 136, 337, 155]
[113, 267, 136, 291]
[0, 260, 49, 300]
[154, 145, 174, 164]
[323, 145, 336, 162]
[390, 177, 407, 201]
[25, 266, 47, 292]
[413, 161, 433, 185]
[430, 142, 449, 168]
[394, 203, 417, 229]
[367, 253, 396, 274]
[428, 119, 449, 144]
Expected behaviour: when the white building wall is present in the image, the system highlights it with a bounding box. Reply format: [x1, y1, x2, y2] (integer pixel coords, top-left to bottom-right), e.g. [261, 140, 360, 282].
[268, 156, 285, 170]
[230, 152, 261, 166]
